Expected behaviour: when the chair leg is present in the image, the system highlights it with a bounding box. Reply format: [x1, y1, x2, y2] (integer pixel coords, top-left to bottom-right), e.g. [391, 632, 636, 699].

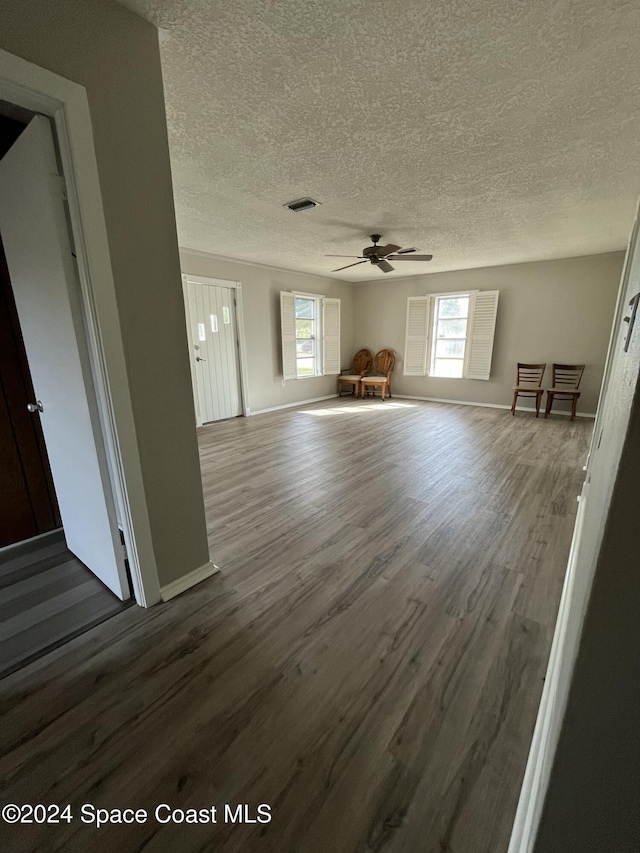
[388, 379, 392, 398]
[535, 390, 542, 417]
[571, 394, 578, 421]
[381, 384, 386, 401]
[511, 390, 518, 415]
[545, 392, 553, 418]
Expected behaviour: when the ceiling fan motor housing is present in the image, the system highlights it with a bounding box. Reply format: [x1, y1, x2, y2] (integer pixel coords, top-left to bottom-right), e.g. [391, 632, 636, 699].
[363, 236, 382, 259]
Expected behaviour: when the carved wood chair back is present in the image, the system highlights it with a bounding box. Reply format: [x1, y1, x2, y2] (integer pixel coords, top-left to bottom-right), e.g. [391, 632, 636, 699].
[372, 348, 395, 378]
[351, 348, 373, 376]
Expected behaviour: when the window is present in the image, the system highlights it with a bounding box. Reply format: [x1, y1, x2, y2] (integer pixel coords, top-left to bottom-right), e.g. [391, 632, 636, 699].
[431, 294, 470, 378]
[295, 296, 317, 377]
[280, 292, 340, 380]
[404, 290, 499, 380]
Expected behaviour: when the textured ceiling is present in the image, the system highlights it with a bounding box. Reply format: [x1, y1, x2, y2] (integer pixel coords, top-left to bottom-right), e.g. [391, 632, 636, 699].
[120, 0, 640, 280]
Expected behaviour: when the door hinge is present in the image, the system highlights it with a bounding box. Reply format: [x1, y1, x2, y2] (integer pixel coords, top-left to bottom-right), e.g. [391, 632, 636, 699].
[54, 173, 68, 201]
[118, 527, 128, 561]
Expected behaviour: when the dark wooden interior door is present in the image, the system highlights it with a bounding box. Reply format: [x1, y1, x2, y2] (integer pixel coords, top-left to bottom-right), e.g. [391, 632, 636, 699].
[0, 234, 61, 547]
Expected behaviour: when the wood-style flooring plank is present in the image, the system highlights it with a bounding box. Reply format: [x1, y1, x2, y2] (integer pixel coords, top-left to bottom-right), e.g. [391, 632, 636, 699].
[0, 534, 130, 678]
[0, 399, 590, 852]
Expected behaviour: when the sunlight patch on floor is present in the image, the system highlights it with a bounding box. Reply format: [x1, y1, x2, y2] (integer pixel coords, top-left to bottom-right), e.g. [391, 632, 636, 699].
[301, 402, 418, 416]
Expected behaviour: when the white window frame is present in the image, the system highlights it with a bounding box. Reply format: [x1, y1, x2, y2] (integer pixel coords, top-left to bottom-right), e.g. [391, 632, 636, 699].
[294, 291, 322, 379]
[280, 291, 340, 380]
[403, 289, 499, 381]
[429, 290, 475, 379]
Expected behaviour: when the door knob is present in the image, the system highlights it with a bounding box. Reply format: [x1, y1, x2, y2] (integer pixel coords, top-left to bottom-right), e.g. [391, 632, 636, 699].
[196, 357, 206, 362]
[27, 401, 44, 413]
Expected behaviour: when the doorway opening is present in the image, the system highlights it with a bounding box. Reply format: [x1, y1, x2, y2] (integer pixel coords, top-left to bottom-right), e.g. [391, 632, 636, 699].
[0, 108, 132, 678]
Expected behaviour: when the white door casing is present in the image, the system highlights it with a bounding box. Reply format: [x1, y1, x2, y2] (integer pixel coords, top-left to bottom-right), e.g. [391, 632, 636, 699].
[183, 276, 244, 424]
[0, 115, 129, 599]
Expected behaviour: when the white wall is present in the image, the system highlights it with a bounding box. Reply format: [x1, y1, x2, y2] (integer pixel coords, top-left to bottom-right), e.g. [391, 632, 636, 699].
[179, 250, 355, 413]
[353, 252, 624, 414]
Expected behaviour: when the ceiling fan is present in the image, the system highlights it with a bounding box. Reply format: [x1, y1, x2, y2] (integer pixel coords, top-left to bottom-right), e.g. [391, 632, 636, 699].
[326, 234, 433, 273]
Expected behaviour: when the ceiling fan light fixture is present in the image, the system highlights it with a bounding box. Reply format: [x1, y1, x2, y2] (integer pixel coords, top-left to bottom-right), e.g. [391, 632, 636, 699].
[284, 197, 320, 212]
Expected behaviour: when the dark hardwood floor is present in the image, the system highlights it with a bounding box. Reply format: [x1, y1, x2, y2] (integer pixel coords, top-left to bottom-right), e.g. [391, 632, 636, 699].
[0, 399, 590, 852]
[0, 530, 131, 679]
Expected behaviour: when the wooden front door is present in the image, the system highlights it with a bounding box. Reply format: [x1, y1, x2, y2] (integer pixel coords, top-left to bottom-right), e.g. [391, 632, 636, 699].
[0, 234, 61, 547]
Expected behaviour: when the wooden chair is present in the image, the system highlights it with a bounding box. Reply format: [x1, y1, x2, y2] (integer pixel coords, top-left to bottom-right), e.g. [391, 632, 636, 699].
[361, 349, 395, 400]
[338, 348, 373, 396]
[511, 363, 546, 417]
[545, 364, 585, 421]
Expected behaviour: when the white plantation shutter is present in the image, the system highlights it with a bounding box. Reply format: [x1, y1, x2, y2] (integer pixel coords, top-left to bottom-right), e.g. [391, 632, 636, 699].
[404, 297, 431, 375]
[322, 297, 341, 375]
[465, 290, 499, 380]
[280, 291, 297, 380]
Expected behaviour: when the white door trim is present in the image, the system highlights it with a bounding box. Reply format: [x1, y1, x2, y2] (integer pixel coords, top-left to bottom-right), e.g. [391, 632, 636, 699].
[585, 216, 638, 469]
[507, 483, 588, 852]
[182, 273, 251, 417]
[234, 284, 251, 416]
[181, 277, 202, 426]
[0, 49, 160, 607]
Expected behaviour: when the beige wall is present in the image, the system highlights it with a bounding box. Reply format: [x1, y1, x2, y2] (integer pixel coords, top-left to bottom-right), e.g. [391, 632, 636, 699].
[353, 252, 624, 414]
[1, 0, 210, 588]
[180, 251, 355, 413]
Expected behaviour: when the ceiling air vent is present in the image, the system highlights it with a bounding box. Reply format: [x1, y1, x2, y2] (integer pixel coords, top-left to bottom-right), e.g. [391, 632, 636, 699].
[284, 197, 320, 212]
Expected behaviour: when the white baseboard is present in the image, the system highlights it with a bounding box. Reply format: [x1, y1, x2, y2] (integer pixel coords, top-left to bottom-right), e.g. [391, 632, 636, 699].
[160, 560, 219, 602]
[394, 394, 596, 419]
[250, 393, 339, 416]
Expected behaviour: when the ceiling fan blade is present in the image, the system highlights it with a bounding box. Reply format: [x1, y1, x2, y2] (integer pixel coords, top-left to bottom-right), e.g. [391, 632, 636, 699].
[387, 254, 433, 262]
[377, 243, 401, 256]
[377, 259, 394, 273]
[396, 247, 418, 254]
[332, 260, 368, 272]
